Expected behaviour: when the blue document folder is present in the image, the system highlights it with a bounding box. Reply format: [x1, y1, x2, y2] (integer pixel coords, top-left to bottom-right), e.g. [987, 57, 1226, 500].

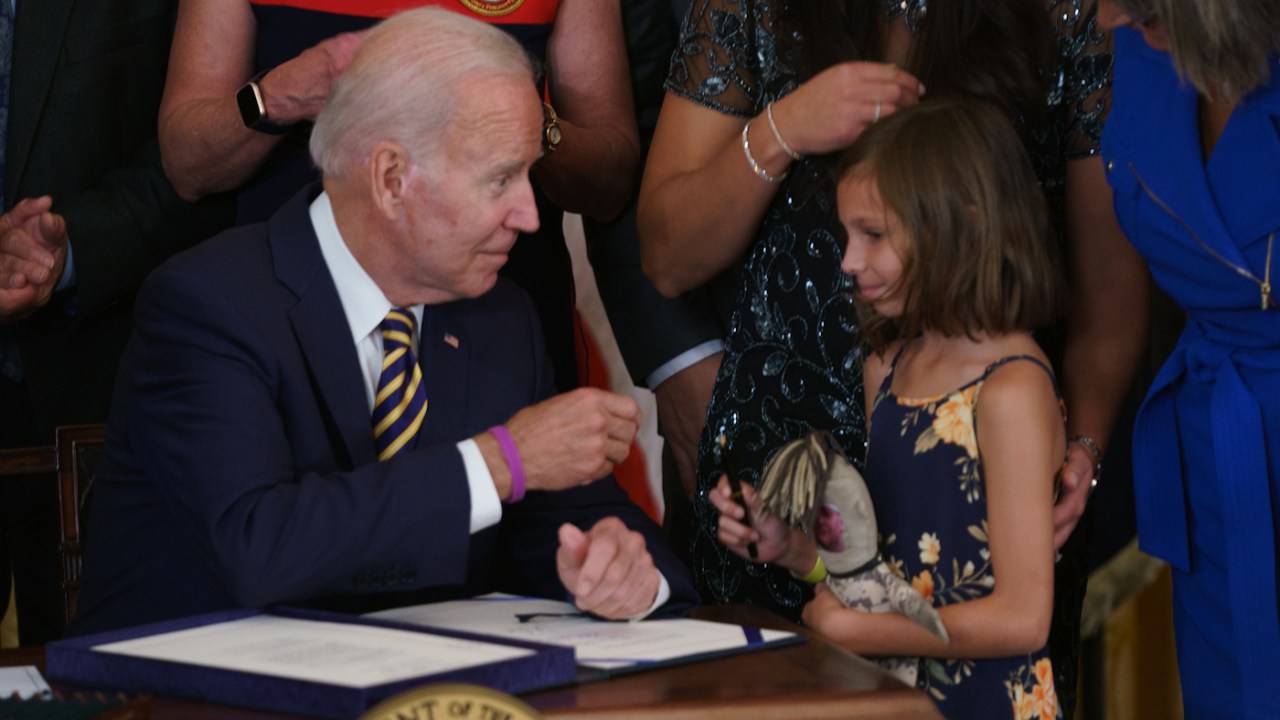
[46, 606, 575, 719]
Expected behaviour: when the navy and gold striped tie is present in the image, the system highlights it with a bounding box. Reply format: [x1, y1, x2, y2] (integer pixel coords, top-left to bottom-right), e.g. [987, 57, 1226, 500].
[372, 308, 427, 461]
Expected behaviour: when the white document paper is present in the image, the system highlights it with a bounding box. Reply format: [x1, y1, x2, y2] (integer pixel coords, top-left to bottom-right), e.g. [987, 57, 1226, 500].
[0, 665, 52, 700]
[93, 615, 533, 688]
[367, 594, 797, 671]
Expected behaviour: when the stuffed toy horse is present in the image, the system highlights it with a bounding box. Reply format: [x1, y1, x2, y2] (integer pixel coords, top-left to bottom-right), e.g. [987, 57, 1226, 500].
[757, 429, 948, 684]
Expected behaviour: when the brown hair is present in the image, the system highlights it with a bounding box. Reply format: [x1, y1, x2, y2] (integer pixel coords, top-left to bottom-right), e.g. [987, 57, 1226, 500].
[838, 97, 1062, 353]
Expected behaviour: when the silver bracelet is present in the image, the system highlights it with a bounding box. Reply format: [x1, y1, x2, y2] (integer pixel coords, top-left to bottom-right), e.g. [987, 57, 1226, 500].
[766, 102, 802, 161]
[741, 122, 785, 184]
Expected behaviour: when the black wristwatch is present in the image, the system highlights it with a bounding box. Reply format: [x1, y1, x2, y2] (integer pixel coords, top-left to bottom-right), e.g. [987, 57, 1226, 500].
[236, 71, 294, 136]
[542, 102, 562, 153]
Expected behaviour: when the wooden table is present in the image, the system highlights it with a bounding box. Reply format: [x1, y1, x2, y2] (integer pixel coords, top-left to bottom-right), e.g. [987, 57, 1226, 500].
[1, 606, 940, 720]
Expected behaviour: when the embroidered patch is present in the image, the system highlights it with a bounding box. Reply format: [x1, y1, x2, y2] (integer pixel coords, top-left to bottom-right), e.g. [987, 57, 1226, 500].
[458, 0, 524, 16]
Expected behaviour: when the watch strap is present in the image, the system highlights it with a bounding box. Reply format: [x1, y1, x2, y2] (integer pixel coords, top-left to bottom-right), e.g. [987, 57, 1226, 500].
[238, 69, 294, 136]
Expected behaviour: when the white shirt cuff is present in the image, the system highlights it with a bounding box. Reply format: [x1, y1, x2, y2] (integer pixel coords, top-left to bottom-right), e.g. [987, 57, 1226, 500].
[457, 439, 502, 533]
[645, 340, 724, 390]
[626, 573, 671, 622]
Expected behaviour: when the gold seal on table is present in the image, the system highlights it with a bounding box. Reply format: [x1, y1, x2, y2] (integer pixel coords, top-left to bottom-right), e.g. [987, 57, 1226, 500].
[457, 0, 525, 16]
[361, 683, 544, 720]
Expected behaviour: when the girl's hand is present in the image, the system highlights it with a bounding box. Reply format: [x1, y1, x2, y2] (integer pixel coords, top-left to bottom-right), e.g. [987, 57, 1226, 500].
[801, 583, 849, 636]
[710, 475, 792, 563]
[769, 62, 924, 158]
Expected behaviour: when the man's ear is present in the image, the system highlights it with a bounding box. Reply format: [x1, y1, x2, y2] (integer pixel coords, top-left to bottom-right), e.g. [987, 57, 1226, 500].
[368, 141, 413, 220]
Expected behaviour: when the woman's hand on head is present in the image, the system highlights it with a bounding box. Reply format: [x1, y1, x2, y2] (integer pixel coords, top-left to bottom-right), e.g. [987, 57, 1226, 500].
[770, 62, 924, 157]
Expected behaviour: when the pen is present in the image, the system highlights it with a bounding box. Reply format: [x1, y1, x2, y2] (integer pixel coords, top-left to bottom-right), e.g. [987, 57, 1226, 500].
[718, 434, 758, 560]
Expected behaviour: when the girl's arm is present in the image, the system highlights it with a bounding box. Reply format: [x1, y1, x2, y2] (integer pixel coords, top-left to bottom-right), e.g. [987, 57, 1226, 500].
[807, 358, 1062, 659]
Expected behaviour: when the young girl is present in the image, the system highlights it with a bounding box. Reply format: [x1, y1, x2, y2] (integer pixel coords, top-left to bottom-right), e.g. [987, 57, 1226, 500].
[713, 97, 1066, 719]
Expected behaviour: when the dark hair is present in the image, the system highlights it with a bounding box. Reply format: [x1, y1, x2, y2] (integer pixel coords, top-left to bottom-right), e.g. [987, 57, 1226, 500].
[775, 1, 1055, 138]
[837, 97, 1063, 352]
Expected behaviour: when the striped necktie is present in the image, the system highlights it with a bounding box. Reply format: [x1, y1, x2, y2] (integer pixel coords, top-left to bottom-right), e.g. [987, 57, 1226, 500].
[372, 308, 427, 461]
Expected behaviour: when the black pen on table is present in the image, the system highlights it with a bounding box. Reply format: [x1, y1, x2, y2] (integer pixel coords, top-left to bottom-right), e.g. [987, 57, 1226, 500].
[717, 434, 758, 560]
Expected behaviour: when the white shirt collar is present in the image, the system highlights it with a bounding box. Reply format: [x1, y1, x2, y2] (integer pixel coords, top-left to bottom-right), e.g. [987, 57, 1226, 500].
[310, 191, 423, 343]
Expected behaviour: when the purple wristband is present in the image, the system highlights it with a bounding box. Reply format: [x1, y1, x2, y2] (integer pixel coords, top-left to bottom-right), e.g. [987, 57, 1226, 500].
[489, 425, 525, 503]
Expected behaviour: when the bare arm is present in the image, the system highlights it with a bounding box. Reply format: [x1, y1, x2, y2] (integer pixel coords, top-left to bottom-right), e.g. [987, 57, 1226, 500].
[1052, 155, 1150, 547]
[638, 63, 924, 297]
[535, 0, 639, 221]
[806, 360, 1061, 658]
[158, 0, 362, 201]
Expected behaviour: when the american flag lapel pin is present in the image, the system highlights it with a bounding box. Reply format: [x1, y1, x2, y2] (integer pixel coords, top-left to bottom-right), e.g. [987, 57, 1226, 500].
[443, 332, 460, 349]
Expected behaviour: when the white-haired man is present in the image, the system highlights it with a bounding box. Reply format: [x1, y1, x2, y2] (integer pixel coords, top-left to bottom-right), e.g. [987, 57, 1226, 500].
[69, 8, 695, 635]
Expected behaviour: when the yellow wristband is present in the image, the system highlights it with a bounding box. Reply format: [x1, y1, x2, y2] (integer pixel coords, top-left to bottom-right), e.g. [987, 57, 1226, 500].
[795, 556, 828, 584]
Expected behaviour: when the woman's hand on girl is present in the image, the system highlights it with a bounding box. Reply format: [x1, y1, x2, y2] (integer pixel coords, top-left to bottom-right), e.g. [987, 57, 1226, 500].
[1052, 443, 1097, 548]
[769, 62, 925, 158]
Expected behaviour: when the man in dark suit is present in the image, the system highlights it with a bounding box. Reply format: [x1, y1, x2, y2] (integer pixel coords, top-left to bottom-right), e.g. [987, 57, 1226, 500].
[68, 7, 696, 637]
[0, 0, 230, 644]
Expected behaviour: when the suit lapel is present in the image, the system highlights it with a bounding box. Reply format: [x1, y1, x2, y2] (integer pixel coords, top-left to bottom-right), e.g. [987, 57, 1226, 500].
[415, 304, 470, 450]
[271, 188, 378, 468]
[8, 0, 75, 202]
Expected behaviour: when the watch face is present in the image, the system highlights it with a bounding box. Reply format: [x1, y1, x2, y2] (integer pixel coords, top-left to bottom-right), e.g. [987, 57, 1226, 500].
[546, 124, 562, 148]
[237, 82, 265, 128]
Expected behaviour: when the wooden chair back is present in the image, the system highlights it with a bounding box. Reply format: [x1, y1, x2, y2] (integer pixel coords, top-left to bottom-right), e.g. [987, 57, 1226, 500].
[0, 423, 106, 627]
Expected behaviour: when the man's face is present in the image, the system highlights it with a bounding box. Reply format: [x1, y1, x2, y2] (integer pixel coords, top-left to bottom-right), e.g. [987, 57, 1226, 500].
[394, 75, 542, 303]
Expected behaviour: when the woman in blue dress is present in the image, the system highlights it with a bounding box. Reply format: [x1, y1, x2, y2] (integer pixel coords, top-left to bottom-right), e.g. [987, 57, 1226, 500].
[1097, 1, 1280, 717]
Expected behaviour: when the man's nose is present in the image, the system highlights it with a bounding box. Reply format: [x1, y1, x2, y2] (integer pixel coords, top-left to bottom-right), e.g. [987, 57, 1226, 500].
[508, 181, 540, 234]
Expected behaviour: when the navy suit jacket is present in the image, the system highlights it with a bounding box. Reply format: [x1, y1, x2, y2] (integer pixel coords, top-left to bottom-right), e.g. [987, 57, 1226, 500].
[69, 187, 696, 635]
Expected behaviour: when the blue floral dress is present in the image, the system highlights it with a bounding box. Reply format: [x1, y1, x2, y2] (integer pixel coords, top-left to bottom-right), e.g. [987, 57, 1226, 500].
[864, 352, 1064, 720]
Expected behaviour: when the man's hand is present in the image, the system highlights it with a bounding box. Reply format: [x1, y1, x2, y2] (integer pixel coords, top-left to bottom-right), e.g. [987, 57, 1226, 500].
[495, 387, 641, 494]
[654, 352, 720, 500]
[556, 518, 660, 620]
[1053, 444, 1096, 549]
[258, 31, 366, 126]
[0, 197, 68, 322]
